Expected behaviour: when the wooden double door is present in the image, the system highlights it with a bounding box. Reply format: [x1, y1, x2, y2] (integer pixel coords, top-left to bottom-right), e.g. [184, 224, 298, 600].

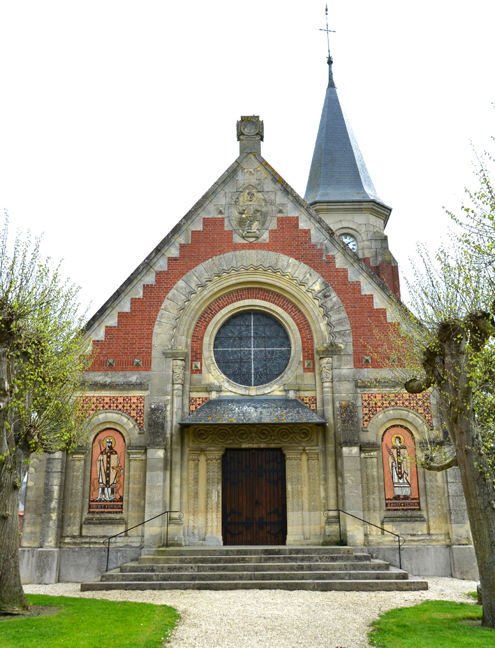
[222, 448, 287, 545]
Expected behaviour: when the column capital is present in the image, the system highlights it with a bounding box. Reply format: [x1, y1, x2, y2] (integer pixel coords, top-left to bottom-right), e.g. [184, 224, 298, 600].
[204, 446, 224, 461]
[282, 446, 304, 461]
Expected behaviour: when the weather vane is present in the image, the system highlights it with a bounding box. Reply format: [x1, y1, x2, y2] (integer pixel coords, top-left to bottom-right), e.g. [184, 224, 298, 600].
[319, 5, 335, 62]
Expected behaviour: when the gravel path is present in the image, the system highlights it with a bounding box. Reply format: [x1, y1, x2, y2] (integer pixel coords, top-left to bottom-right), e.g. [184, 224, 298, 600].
[25, 578, 478, 648]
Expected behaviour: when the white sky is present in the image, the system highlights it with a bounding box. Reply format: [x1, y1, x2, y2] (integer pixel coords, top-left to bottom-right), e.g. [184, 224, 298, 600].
[1, 1, 494, 319]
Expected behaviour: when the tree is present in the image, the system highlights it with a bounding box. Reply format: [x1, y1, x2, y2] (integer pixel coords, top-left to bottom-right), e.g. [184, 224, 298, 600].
[398, 156, 495, 627]
[0, 216, 90, 615]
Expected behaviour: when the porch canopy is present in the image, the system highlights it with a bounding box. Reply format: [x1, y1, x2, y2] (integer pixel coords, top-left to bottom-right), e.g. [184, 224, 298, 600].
[180, 397, 326, 426]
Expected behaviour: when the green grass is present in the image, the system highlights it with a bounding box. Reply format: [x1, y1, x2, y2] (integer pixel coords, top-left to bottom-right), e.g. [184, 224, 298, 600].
[368, 600, 494, 648]
[0, 595, 180, 648]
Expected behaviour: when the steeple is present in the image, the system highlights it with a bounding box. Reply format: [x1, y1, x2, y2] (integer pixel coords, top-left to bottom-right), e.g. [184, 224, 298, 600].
[304, 57, 385, 206]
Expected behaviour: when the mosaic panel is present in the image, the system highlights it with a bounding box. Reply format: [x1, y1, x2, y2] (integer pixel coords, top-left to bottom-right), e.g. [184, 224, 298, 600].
[88, 428, 125, 513]
[296, 396, 317, 412]
[339, 401, 359, 431]
[361, 392, 433, 428]
[382, 425, 420, 511]
[83, 395, 145, 430]
[189, 397, 210, 414]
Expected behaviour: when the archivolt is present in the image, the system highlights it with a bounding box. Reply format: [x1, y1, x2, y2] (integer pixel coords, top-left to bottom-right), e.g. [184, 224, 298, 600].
[152, 250, 349, 351]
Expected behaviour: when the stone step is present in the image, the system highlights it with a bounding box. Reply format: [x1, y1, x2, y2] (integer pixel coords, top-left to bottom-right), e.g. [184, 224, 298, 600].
[138, 553, 372, 565]
[120, 560, 390, 574]
[81, 578, 428, 592]
[81, 545, 427, 593]
[100, 569, 407, 582]
[151, 546, 354, 557]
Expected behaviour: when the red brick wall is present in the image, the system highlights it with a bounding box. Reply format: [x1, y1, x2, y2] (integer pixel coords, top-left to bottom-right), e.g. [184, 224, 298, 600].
[90, 217, 397, 371]
[363, 257, 401, 298]
[190, 288, 315, 374]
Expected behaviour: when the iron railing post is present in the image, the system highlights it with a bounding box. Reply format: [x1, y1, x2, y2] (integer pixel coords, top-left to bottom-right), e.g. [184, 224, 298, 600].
[103, 509, 183, 572]
[106, 536, 111, 572]
[166, 511, 170, 548]
[324, 509, 405, 569]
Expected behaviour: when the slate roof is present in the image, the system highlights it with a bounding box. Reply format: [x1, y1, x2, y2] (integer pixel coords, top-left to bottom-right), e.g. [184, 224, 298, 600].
[180, 397, 326, 426]
[304, 59, 386, 206]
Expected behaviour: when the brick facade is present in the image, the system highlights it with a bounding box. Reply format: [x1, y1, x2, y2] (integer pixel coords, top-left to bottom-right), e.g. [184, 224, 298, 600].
[90, 217, 395, 371]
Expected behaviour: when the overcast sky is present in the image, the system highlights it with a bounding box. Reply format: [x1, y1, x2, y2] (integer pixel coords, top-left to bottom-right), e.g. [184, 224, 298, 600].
[1, 1, 494, 318]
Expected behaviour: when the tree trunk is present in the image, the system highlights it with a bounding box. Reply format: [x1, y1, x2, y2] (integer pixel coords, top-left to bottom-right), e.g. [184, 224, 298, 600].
[0, 420, 28, 614]
[0, 342, 28, 615]
[437, 334, 495, 628]
[443, 397, 495, 628]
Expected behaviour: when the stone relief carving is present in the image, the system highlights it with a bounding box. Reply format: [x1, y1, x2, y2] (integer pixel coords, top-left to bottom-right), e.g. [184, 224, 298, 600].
[156, 251, 342, 349]
[172, 359, 185, 385]
[229, 186, 274, 241]
[320, 357, 333, 383]
[191, 425, 317, 446]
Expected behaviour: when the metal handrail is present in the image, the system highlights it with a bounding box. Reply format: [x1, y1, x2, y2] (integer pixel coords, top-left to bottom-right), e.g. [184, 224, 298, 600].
[324, 509, 405, 569]
[103, 510, 184, 572]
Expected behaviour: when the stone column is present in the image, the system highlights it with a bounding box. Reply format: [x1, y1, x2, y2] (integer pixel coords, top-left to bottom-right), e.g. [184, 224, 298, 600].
[341, 445, 365, 545]
[205, 447, 223, 545]
[144, 401, 167, 547]
[38, 451, 66, 583]
[319, 355, 339, 540]
[306, 449, 322, 541]
[360, 445, 380, 539]
[187, 448, 201, 542]
[143, 448, 166, 547]
[61, 450, 87, 538]
[168, 355, 186, 544]
[40, 452, 65, 548]
[283, 447, 304, 544]
[446, 466, 479, 580]
[127, 449, 146, 538]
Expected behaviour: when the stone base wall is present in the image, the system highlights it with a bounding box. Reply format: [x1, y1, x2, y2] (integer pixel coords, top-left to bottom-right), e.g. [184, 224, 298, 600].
[20, 547, 143, 584]
[366, 543, 479, 580]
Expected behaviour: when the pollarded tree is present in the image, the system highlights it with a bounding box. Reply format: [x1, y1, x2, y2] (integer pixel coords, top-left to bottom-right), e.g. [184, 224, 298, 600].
[401, 231, 495, 626]
[0, 216, 91, 615]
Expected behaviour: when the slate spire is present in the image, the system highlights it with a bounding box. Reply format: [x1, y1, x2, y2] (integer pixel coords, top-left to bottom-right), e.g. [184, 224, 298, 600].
[304, 57, 384, 206]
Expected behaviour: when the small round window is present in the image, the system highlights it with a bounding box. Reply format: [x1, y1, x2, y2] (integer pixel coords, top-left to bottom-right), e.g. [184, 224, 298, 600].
[213, 311, 291, 387]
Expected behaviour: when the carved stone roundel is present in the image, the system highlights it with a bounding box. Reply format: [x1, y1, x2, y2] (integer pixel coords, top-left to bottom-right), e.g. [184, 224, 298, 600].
[241, 120, 258, 135]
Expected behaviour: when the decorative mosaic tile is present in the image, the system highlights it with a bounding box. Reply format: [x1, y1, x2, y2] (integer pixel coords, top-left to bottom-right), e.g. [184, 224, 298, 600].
[382, 425, 421, 511]
[296, 396, 317, 412]
[339, 401, 359, 431]
[83, 395, 145, 430]
[189, 397, 210, 414]
[362, 392, 433, 428]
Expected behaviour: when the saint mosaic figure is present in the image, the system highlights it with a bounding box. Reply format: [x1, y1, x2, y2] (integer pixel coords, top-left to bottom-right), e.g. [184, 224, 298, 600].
[96, 436, 122, 501]
[89, 430, 125, 513]
[387, 433, 411, 497]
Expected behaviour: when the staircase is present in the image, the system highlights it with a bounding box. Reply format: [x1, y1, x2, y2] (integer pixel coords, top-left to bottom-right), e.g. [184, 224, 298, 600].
[81, 546, 428, 591]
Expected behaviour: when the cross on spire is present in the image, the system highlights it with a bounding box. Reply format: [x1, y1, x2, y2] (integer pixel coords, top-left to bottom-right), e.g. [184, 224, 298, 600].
[319, 5, 335, 63]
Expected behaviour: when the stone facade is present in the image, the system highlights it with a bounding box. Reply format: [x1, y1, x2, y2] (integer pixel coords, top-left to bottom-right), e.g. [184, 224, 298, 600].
[20, 99, 478, 583]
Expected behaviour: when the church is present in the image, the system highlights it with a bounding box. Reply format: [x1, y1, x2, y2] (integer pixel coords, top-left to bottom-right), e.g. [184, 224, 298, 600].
[20, 56, 478, 584]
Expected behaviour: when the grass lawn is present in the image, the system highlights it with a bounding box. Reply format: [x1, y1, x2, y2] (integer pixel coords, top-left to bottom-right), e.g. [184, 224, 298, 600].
[0, 594, 180, 648]
[368, 600, 494, 648]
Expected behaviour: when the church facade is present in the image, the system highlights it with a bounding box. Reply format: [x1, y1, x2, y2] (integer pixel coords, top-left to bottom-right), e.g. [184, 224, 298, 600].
[20, 60, 478, 584]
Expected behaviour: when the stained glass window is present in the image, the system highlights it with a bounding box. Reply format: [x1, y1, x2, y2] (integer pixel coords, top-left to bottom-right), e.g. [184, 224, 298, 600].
[214, 311, 291, 387]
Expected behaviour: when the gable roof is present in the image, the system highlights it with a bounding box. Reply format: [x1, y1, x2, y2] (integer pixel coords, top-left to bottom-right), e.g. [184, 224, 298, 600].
[85, 147, 403, 339]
